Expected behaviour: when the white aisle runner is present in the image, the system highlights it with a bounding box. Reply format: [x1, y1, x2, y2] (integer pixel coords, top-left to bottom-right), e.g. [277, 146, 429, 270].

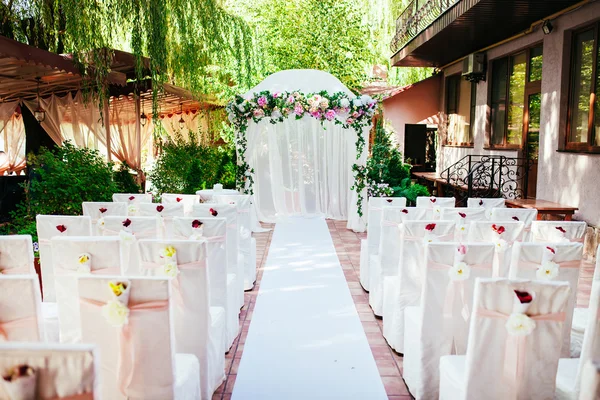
[232, 217, 387, 399]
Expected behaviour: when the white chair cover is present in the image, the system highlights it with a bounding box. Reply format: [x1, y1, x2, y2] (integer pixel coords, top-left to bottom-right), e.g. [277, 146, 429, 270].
[467, 197, 506, 219]
[369, 207, 432, 316]
[467, 221, 525, 277]
[531, 221, 587, 244]
[439, 278, 570, 400]
[439, 207, 487, 240]
[82, 202, 128, 235]
[172, 217, 238, 351]
[578, 360, 600, 400]
[359, 197, 406, 291]
[137, 240, 226, 399]
[555, 245, 600, 400]
[415, 196, 456, 219]
[0, 342, 98, 399]
[490, 208, 538, 241]
[111, 193, 152, 203]
[509, 242, 583, 358]
[78, 276, 201, 400]
[138, 203, 185, 238]
[572, 246, 600, 359]
[213, 195, 256, 290]
[0, 276, 43, 342]
[403, 242, 495, 399]
[193, 204, 243, 309]
[51, 237, 124, 343]
[161, 194, 200, 216]
[36, 216, 92, 302]
[0, 235, 35, 275]
[382, 221, 456, 352]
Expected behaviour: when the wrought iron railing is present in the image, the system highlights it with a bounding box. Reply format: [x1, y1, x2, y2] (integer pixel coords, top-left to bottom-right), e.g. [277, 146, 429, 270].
[390, 0, 461, 54]
[439, 155, 536, 204]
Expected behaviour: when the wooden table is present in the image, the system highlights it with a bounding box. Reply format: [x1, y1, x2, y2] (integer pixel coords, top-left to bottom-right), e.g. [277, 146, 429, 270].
[505, 199, 578, 221]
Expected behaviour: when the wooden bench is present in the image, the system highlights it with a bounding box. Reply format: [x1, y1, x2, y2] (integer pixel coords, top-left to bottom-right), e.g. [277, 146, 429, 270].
[505, 199, 578, 221]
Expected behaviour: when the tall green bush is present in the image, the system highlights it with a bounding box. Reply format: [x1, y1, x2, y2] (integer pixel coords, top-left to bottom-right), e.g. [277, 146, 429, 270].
[113, 162, 142, 194]
[149, 131, 237, 195]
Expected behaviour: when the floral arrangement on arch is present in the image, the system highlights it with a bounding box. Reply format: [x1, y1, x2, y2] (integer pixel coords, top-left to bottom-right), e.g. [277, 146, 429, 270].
[227, 90, 378, 216]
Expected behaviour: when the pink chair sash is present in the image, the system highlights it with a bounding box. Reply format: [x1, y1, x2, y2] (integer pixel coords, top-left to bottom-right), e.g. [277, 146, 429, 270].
[0, 267, 30, 275]
[381, 220, 401, 227]
[0, 315, 37, 340]
[80, 298, 169, 395]
[49, 393, 94, 400]
[403, 233, 454, 242]
[519, 260, 581, 271]
[55, 266, 121, 276]
[171, 234, 226, 243]
[103, 228, 158, 238]
[475, 308, 566, 399]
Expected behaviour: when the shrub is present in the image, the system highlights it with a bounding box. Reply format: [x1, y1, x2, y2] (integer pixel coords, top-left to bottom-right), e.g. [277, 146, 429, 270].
[113, 162, 142, 194]
[149, 131, 237, 195]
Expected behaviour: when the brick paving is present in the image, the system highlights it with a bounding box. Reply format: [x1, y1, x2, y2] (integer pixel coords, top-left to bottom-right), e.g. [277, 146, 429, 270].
[213, 220, 596, 399]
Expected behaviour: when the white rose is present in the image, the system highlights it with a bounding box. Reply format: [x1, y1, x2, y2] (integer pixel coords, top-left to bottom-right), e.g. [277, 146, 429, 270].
[433, 205, 441, 214]
[353, 98, 362, 107]
[240, 227, 251, 239]
[101, 299, 130, 328]
[319, 98, 329, 110]
[339, 98, 350, 108]
[494, 238, 508, 253]
[76, 252, 92, 274]
[457, 223, 467, 233]
[163, 261, 179, 278]
[128, 204, 138, 215]
[448, 262, 471, 281]
[360, 94, 373, 104]
[97, 217, 105, 231]
[422, 233, 436, 245]
[505, 313, 536, 336]
[188, 232, 204, 241]
[119, 230, 134, 243]
[536, 260, 559, 280]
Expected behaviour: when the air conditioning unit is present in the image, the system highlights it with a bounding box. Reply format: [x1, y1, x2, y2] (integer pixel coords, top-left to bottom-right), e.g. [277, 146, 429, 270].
[462, 53, 486, 83]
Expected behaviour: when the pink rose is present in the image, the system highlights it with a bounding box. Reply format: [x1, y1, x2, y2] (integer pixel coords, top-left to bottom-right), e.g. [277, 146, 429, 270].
[273, 91, 281, 98]
[257, 96, 267, 107]
[346, 118, 354, 124]
[325, 109, 336, 121]
[352, 111, 359, 118]
[294, 103, 304, 115]
[253, 109, 265, 118]
[286, 95, 295, 104]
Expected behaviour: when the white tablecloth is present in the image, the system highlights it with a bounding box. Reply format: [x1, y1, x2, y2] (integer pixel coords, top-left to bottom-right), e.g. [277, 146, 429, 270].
[196, 189, 268, 232]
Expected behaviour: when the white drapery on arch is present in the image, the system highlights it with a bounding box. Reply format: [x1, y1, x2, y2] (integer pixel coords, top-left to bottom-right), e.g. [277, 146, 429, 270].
[242, 69, 368, 232]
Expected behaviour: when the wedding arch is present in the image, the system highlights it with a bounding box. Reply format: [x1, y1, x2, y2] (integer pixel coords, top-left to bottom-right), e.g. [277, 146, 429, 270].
[227, 69, 376, 231]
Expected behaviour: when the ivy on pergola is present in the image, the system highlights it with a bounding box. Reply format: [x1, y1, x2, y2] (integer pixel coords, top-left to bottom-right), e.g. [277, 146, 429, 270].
[0, 0, 255, 116]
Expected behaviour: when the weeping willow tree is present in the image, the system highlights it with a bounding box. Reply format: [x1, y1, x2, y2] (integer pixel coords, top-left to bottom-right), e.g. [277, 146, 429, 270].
[0, 0, 255, 113]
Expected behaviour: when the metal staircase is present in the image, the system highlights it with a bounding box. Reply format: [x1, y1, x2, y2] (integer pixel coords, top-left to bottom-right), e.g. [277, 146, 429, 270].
[439, 155, 536, 205]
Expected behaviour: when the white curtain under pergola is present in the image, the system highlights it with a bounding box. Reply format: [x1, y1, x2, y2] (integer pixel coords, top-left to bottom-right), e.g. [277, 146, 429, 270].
[0, 101, 26, 174]
[242, 69, 368, 231]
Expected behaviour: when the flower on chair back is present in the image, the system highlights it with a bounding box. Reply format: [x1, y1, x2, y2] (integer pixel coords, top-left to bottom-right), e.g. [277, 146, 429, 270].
[506, 313, 536, 336]
[401, 209, 409, 214]
[56, 225, 67, 233]
[77, 253, 92, 274]
[128, 204, 138, 214]
[448, 261, 470, 281]
[556, 226, 567, 234]
[176, 197, 183, 203]
[209, 208, 218, 217]
[129, 196, 135, 201]
[99, 208, 107, 213]
[156, 205, 164, 212]
[192, 220, 203, 229]
[512, 216, 520, 221]
[102, 280, 131, 327]
[458, 212, 466, 218]
[122, 219, 132, 228]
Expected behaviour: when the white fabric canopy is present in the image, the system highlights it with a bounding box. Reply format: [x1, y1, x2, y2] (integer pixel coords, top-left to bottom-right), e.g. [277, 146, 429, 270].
[0, 101, 26, 174]
[242, 69, 368, 229]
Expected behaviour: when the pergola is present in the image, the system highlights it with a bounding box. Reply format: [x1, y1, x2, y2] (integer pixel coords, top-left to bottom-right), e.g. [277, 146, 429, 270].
[0, 35, 220, 175]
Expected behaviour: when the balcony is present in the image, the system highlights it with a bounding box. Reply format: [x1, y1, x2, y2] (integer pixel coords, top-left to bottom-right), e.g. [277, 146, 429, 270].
[390, 0, 584, 68]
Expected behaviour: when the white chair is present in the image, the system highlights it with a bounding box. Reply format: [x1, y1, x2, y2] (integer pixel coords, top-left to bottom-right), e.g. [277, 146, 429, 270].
[490, 208, 538, 241]
[51, 237, 124, 343]
[0, 276, 43, 342]
[531, 220, 587, 244]
[112, 193, 152, 203]
[78, 276, 201, 400]
[36, 215, 92, 302]
[439, 207, 487, 240]
[214, 194, 256, 290]
[382, 221, 456, 352]
[439, 278, 571, 400]
[572, 246, 600, 359]
[138, 203, 185, 238]
[467, 221, 525, 277]
[415, 196, 456, 219]
[359, 196, 407, 291]
[82, 201, 128, 234]
[102, 216, 162, 275]
[0, 342, 98, 399]
[509, 242, 583, 358]
[172, 217, 238, 352]
[368, 207, 433, 316]
[0, 235, 35, 275]
[555, 246, 600, 399]
[403, 242, 495, 399]
[578, 360, 600, 400]
[137, 240, 226, 399]
[193, 203, 243, 309]
[467, 197, 505, 219]
[161, 193, 200, 216]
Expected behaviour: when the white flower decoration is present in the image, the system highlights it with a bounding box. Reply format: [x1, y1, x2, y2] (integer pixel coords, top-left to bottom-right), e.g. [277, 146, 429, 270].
[189, 232, 204, 241]
[77, 252, 92, 274]
[119, 230, 134, 243]
[97, 217, 105, 231]
[101, 299, 130, 327]
[494, 238, 508, 253]
[240, 227, 251, 239]
[536, 260, 560, 280]
[163, 261, 179, 278]
[448, 261, 471, 281]
[457, 223, 467, 233]
[339, 98, 350, 108]
[433, 205, 441, 214]
[160, 245, 177, 260]
[127, 204, 138, 214]
[422, 233, 436, 245]
[505, 313, 536, 336]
